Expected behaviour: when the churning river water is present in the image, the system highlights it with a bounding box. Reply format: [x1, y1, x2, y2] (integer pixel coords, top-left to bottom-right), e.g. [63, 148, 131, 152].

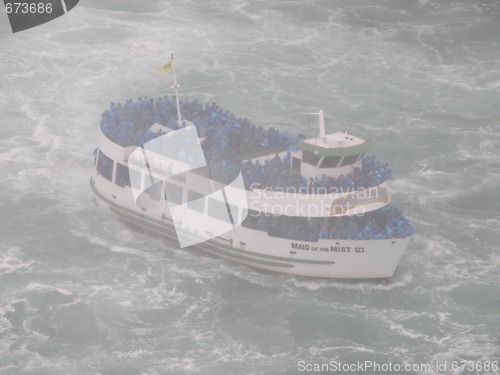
[0, 0, 499, 374]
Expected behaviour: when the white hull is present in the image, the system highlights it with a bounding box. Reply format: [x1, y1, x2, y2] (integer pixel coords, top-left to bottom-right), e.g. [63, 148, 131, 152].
[91, 176, 410, 279]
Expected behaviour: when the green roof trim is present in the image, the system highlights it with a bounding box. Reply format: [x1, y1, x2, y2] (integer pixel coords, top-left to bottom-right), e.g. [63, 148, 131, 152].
[296, 139, 375, 157]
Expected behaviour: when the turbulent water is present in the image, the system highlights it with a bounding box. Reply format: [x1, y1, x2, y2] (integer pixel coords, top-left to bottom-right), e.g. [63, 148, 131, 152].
[1, 0, 499, 374]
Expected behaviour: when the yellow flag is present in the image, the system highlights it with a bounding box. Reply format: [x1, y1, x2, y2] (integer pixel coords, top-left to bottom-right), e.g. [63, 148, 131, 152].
[156, 61, 173, 71]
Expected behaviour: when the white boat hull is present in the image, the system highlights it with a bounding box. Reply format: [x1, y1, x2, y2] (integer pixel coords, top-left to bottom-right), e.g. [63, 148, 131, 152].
[91, 176, 410, 279]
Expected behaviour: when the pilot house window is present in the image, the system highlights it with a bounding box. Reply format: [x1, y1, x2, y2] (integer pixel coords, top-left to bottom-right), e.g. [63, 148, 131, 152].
[339, 154, 360, 167]
[302, 151, 321, 166]
[319, 156, 342, 168]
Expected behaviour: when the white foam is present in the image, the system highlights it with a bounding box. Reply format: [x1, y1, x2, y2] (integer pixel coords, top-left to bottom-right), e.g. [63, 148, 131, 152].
[25, 283, 73, 296]
[0, 247, 33, 275]
[291, 269, 414, 292]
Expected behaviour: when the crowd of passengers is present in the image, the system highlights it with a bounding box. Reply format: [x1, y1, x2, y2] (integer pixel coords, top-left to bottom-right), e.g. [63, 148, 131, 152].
[100, 96, 304, 183]
[241, 153, 391, 193]
[100, 96, 391, 190]
[100, 96, 302, 151]
[243, 205, 415, 240]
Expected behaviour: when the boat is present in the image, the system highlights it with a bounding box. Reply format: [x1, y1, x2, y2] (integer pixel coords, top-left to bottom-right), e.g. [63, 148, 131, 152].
[90, 55, 414, 278]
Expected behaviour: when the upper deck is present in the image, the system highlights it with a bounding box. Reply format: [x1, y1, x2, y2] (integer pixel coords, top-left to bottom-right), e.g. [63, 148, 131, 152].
[99, 97, 392, 194]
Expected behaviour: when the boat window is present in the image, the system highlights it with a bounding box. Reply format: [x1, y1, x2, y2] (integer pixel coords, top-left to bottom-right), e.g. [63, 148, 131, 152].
[165, 182, 183, 204]
[128, 168, 141, 189]
[115, 163, 141, 189]
[302, 150, 321, 166]
[242, 210, 263, 229]
[187, 190, 204, 213]
[171, 173, 186, 183]
[146, 182, 161, 201]
[292, 156, 301, 172]
[115, 163, 130, 187]
[339, 154, 359, 167]
[96, 150, 113, 181]
[319, 156, 342, 168]
[207, 198, 229, 222]
[93, 148, 98, 166]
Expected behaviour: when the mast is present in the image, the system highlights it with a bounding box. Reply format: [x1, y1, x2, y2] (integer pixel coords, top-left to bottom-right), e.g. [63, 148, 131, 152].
[170, 53, 182, 127]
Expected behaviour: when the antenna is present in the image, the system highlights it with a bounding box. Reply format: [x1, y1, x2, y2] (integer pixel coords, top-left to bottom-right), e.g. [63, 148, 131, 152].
[310, 110, 326, 139]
